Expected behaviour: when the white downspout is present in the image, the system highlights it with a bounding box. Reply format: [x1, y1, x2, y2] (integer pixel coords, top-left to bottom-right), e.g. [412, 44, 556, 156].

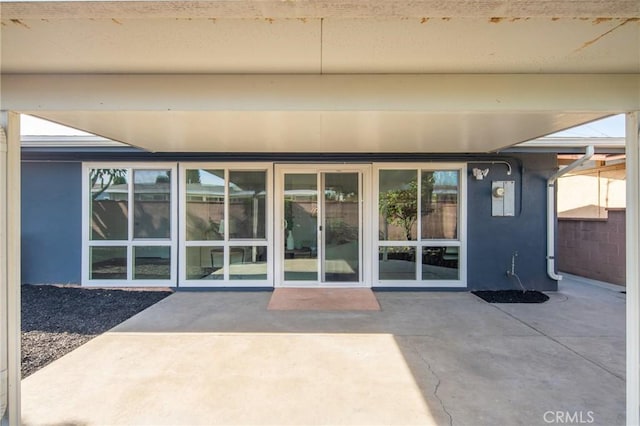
[547, 145, 595, 281]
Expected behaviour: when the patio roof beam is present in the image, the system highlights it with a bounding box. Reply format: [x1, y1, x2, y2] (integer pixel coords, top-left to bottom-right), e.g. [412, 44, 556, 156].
[2, 74, 638, 113]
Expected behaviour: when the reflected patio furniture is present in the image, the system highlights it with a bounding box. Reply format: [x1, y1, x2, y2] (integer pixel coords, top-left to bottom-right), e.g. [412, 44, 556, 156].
[284, 247, 313, 259]
[442, 246, 459, 268]
[211, 247, 246, 270]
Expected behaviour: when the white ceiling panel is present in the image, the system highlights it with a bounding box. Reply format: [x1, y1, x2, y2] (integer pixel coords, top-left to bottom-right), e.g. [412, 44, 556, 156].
[2, 17, 638, 73]
[1, 18, 321, 73]
[322, 18, 640, 73]
[29, 110, 610, 153]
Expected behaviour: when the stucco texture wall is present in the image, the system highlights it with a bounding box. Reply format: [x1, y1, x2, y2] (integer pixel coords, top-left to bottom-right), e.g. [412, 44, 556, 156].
[467, 153, 558, 291]
[21, 161, 82, 284]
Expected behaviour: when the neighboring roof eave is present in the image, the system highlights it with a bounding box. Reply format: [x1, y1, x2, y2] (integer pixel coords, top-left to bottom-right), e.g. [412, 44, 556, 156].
[502, 136, 626, 154]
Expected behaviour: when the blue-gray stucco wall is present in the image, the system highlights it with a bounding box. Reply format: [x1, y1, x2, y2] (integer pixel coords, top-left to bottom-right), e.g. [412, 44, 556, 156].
[467, 154, 557, 291]
[21, 161, 82, 284]
[20, 152, 557, 290]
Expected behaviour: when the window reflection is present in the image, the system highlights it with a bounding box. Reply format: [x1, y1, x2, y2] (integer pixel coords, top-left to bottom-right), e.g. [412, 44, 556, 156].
[230, 246, 268, 280]
[421, 246, 459, 280]
[378, 247, 416, 280]
[90, 246, 127, 279]
[324, 173, 359, 282]
[185, 169, 225, 241]
[185, 246, 268, 281]
[379, 170, 418, 241]
[229, 171, 267, 239]
[133, 170, 171, 239]
[186, 247, 225, 280]
[284, 173, 318, 281]
[133, 246, 171, 280]
[90, 168, 129, 240]
[421, 171, 459, 240]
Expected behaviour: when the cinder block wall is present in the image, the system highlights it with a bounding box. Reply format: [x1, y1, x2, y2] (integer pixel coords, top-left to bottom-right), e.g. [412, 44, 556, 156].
[557, 209, 626, 285]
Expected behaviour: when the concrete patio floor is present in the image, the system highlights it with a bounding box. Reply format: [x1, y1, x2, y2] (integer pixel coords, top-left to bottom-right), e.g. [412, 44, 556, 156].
[22, 275, 625, 426]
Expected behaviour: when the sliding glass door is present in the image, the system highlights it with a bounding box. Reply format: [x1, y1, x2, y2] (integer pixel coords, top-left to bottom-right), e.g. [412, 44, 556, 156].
[275, 165, 371, 287]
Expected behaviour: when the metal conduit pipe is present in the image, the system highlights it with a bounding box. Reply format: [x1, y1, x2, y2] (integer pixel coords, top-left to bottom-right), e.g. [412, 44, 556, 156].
[546, 145, 595, 281]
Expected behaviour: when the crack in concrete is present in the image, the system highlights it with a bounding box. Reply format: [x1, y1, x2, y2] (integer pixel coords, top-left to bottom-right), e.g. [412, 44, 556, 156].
[410, 341, 454, 426]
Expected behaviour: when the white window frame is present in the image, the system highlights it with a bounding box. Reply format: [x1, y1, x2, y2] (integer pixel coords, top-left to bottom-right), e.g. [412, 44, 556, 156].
[178, 163, 273, 288]
[82, 162, 178, 287]
[372, 162, 467, 288]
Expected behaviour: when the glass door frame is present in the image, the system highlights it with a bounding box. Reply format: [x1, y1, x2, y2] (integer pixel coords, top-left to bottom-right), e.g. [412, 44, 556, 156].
[274, 164, 372, 288]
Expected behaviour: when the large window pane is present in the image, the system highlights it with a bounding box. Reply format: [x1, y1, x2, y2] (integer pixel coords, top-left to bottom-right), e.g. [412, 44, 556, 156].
[230, 246, 268, 280]
[284, 173, 318, 281]
[422, 246, 459, 280]
[186, 169, 225, 241]
[134, 169, 171, 239]
[324, 173, 359, 282]
[90, 246, 127, 280]
[133, 246, 171, 280]
[379, 170, 417, 241]
[378, 246, 416, 280]
[422, 171, 459, 240]
[185, 246, 223, 280]
[90, 168, 129, 240]
[229, 171, 267, 239]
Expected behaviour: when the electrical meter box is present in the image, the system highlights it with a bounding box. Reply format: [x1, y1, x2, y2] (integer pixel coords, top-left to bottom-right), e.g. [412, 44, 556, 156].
[492, 181, 515, 216]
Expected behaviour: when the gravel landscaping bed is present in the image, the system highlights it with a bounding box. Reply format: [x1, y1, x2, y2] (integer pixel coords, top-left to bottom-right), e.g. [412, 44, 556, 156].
[472, 290, 550, 303]
[22, 284, 172, 378]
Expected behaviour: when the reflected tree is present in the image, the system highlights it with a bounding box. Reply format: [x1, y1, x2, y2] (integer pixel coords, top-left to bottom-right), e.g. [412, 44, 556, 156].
[90, 169, 127, 200]
[379, 175, 434, 240]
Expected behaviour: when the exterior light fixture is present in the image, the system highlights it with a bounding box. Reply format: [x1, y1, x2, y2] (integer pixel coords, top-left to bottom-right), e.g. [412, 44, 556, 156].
[472, 168, 489, 180]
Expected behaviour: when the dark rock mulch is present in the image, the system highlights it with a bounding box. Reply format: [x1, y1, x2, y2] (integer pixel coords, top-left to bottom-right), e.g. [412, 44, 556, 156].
[472, 290, 550, 304]
[22, 284, 172, 378]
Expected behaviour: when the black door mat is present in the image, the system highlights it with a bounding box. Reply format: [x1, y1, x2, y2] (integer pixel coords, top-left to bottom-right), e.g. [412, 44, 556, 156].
[472, 290, 549, 303]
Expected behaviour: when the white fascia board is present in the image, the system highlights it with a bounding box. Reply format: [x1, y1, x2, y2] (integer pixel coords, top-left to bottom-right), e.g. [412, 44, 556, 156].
[2, 74, 639, 113]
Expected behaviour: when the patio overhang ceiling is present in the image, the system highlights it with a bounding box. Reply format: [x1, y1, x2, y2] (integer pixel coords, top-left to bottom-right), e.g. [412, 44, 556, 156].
[1, 1, 639, 153]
